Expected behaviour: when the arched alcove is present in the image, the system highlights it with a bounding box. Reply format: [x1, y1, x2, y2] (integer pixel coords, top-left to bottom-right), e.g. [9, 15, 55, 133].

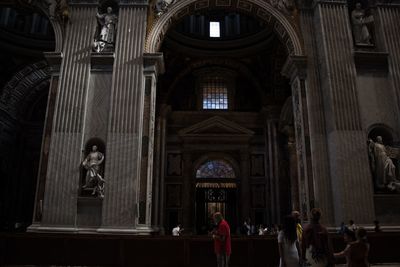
[152, 0, 299, 233]
[0, 61, 51, 231]
[368, 124, 394, 145]
[80, 138, 106, 197]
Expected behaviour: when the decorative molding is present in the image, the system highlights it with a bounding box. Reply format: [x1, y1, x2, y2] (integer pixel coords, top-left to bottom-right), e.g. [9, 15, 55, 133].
[281, 55, 307, 82]
[178, 116, 255, 137]
[353, 51, 389, 72]
[44, 52, 63, 73]
[145, 0, 304, 55]
[90, 52, 115, 71]
[143, 52, 165, 74]
[167, 153, 182, 176]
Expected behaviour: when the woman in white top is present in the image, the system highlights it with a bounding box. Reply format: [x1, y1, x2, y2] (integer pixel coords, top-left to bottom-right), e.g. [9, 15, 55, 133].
[278, 215, 301, 267]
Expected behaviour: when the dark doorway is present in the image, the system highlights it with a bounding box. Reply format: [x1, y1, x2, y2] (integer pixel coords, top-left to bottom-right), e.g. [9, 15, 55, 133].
[195, 184, 237, 234]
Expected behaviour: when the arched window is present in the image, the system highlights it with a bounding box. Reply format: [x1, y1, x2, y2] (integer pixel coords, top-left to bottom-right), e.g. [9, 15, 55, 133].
[196, 159, 235, 178]
[201, 76, 229, 110]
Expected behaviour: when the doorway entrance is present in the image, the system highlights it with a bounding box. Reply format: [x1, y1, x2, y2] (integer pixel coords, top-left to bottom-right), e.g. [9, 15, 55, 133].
[194, 159, 237, 234]
[195, 183, 237, 234]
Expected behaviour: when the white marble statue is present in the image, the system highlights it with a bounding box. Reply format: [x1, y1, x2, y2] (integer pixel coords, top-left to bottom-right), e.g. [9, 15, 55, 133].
[368, 136, 400, 192]
[94, 7, 118, 52]
[351, 3, 373, 45]
[82, 145, 105, 198]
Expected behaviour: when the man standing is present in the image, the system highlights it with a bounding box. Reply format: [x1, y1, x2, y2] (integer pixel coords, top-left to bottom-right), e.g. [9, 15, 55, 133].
[212, 212, 231, 267]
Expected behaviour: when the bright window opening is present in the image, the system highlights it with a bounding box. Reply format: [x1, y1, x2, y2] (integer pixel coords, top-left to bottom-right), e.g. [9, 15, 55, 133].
[209, 21, 220, 38]
[202, 78, 228, 110]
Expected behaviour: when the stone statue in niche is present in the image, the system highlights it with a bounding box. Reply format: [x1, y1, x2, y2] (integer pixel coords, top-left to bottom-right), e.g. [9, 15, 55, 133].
[82, 145, 105, 198]
[351, 3, 374, 46]
[368, 136, 400, 193]
[154, 0, 175, 17]
[93, 6, 118, 52]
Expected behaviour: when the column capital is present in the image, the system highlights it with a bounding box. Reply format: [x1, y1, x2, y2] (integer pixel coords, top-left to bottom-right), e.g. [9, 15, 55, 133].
[281, 55, 307, 83]
[144, 52, 165, 76]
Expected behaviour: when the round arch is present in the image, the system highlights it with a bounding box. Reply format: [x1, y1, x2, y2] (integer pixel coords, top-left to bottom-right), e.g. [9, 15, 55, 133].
[193, 153, 240, 179]
[0, 61, 50, 120]
[0, 61, 50, 231]
[145, 0, 304, 55]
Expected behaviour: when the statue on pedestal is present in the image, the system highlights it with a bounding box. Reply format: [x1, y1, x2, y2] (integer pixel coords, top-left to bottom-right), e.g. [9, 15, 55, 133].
[351, 3, 374, 46]
[82, 145, 105, 198]
[93, 6, 118, 52]
[368, 136, 400, 193]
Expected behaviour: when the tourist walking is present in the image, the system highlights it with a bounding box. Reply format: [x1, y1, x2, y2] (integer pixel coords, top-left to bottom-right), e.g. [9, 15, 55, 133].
[301, 208, 334, 267]
[278, 215, 301, 267]
[212, 212, 231, 267]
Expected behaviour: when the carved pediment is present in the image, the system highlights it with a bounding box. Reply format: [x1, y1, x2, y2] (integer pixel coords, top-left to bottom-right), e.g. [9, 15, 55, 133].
[178, 116, 254, 137]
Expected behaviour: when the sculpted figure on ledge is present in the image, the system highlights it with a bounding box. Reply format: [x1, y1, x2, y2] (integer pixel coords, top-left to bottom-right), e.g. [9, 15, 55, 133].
[82, 145, 105, 198]
[351, 3, 374, 46]
[368, 136, 400, 193]
[93, 6, 118, 52]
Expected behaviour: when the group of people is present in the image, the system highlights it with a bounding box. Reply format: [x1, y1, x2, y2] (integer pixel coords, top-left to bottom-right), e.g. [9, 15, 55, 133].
[278, 209, 370, 267]
[241, 218, 285, 236]
[172, 209, 371, 267]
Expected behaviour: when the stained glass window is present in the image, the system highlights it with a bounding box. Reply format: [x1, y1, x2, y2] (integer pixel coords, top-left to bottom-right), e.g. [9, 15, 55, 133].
[202, 78, 228, 110]
[196, 160, 235, 178]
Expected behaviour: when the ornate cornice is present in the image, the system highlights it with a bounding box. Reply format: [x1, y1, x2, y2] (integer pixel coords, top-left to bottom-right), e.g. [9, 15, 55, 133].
[281, 55, 307, 83]
[143, 52, 165, 75]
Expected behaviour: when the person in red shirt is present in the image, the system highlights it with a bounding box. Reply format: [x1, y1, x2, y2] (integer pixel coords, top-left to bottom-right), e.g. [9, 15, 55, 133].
[212, 212, 231, 267]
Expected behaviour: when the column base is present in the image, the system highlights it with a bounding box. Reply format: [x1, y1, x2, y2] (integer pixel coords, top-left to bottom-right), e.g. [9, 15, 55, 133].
[28, 224, 159, 235]
[27, 224, 78, 233]
[97, 226, 157, 235]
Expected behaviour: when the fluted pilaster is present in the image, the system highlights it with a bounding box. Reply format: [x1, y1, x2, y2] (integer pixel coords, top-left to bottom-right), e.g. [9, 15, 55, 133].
[40, 6, 95, 228]
[314, 1, 375, 224]
[101, 5, 148, 229]
[299, 9, 334, 223]
[377, 6, 400, 111]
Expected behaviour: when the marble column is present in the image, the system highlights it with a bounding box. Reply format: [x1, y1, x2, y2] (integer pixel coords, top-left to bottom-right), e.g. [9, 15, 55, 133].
[298, 6, 334, 224]
[266, 119, 280, 223]
[158, 105, 170, 234]
[137, 53, 164, 228]
[313, 0, 375, 224]
[282, 56, 313, 222]
[288, 141, 299, 211]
